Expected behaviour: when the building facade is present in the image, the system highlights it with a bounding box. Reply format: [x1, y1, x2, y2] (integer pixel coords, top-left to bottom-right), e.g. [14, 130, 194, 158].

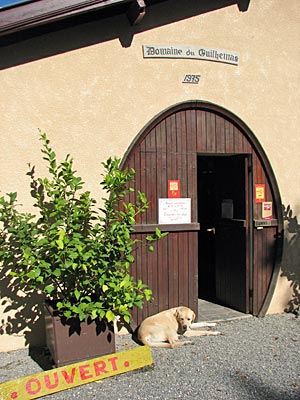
[0, 0, 300, 350]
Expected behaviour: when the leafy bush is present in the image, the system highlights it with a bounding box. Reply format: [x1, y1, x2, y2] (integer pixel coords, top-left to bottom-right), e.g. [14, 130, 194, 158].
[0, 132, 167, 324]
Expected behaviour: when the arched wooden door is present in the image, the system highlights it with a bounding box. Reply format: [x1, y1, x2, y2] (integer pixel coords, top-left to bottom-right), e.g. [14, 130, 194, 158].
[121, 101, 283, 325]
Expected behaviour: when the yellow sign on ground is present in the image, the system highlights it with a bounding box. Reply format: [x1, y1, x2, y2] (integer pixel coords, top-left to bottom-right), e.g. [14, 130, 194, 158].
[0, 346, 152, 400]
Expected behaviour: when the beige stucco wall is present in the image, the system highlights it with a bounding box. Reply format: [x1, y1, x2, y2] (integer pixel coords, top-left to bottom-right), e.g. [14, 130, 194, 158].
[1, 0, 300, 350]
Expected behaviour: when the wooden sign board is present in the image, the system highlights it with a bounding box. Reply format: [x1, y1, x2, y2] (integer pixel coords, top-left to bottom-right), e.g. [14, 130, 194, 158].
[0, 346, 152, 400]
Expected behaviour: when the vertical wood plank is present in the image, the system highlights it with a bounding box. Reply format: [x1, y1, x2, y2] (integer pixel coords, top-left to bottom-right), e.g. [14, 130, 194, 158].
[225, 119, 234, 153]
[216, 114, 225, 153]
[178, 232, 188, 306]
[206, 112, 216, 152]
[169, 232, 179, 307]
[196, 110, 207, 152]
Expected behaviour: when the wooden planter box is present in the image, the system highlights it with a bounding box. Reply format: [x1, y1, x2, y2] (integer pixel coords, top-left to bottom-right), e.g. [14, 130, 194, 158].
[44, 302, 116, 367]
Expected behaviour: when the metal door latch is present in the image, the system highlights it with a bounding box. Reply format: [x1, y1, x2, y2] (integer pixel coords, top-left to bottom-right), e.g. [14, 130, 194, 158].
[206, 227, 215, 234]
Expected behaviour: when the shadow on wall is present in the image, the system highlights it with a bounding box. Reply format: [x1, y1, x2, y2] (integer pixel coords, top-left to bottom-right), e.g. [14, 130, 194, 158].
[0, 180, 46, 348]
[281, 205, 300, 314]
[0, 272, 46, 348]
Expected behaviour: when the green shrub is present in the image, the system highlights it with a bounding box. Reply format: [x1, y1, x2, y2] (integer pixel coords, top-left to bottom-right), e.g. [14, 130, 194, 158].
[0, 132, 167, 324]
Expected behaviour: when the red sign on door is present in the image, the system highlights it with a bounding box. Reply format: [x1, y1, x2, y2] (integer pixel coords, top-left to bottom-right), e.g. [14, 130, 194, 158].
[168, 180, 180, 198]
[255, 184, 265, 203]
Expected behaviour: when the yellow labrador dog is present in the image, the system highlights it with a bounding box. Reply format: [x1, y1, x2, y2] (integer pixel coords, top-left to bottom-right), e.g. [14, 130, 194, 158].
[137, 306, 221, 348]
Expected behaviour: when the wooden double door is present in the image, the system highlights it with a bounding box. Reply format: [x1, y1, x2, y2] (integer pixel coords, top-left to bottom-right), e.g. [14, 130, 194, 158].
[123, 101, 282, 325]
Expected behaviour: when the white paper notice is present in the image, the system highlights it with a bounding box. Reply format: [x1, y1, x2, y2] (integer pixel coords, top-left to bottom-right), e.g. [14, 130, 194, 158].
[158, 198, 191, 224]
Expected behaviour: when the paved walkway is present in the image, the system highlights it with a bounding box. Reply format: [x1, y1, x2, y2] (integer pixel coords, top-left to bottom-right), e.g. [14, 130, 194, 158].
[198, 299, 251, 322]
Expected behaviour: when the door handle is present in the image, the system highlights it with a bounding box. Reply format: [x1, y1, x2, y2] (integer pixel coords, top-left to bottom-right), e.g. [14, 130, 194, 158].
[206, 227, 215, 234]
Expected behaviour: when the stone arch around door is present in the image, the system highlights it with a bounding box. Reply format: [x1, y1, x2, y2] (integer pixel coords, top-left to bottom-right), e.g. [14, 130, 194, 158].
[121, 101, 283, 326]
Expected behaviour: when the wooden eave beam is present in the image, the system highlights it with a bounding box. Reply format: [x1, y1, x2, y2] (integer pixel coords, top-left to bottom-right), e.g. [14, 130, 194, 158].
[0, 0, 133, 38]
[127, 0, 146, 26]
[0, 0, 250, 40]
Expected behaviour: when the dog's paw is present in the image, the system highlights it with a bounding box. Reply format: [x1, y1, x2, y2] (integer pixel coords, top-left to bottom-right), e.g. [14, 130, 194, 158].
[211, 331, 222, 336]
[183, 340, 194, 345]
[190, 322, 217, 329]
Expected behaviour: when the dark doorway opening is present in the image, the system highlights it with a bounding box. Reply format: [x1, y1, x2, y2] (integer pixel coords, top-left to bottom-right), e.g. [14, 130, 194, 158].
[197, 154, 252, 314]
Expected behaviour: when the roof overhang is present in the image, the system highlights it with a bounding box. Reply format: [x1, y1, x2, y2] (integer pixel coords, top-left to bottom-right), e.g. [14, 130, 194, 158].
[0, 0, 250, 43]
[0, 0, 150, 39]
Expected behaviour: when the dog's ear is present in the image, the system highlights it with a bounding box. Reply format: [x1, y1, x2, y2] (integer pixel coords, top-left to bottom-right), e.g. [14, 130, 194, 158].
[192, 312, 196, 322]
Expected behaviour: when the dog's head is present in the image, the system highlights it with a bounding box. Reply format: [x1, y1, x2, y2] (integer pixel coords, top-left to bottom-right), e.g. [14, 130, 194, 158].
[175, 306, 196, 333]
